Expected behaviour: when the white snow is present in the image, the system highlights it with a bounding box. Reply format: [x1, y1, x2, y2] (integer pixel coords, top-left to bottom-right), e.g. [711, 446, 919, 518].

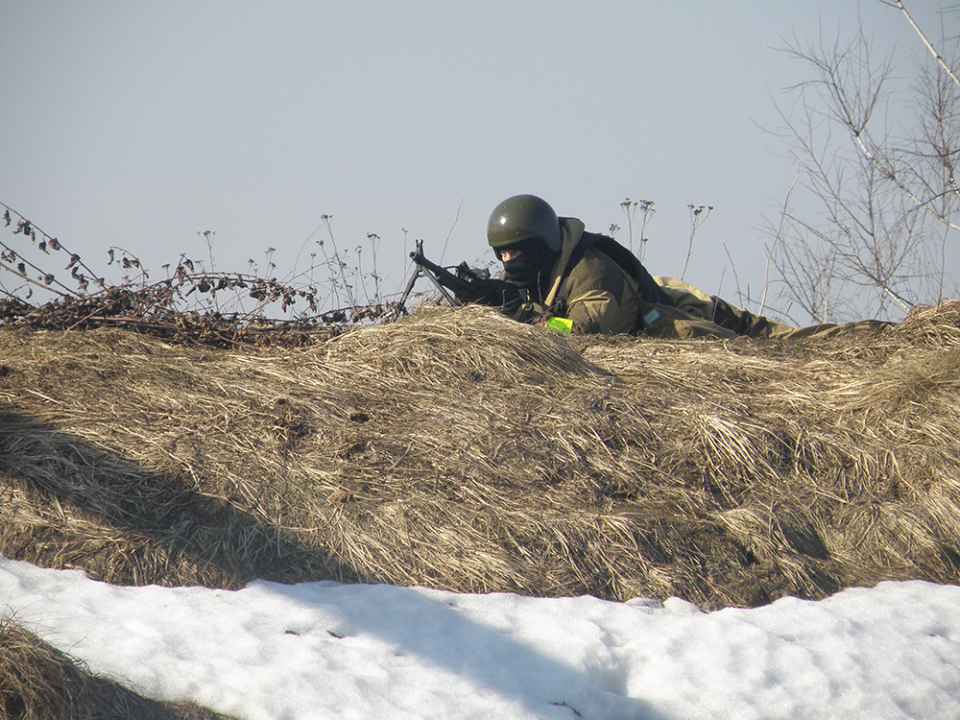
[2, 554, 959, 720]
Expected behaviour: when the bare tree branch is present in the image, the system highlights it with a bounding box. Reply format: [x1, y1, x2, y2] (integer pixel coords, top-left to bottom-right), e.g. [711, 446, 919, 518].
[894, 0, 960, 89]
[766, 17, 959, 323]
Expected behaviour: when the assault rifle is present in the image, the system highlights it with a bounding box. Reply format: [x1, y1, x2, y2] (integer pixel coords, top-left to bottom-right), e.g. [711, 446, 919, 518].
[397, 240, 519, 313]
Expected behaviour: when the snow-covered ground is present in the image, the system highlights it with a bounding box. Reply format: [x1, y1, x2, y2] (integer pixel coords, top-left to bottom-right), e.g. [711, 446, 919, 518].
[1, 554, 958, 720]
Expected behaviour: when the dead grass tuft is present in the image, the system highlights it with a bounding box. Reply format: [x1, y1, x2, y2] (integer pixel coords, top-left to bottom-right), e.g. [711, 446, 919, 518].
[0, 617, 234, 720]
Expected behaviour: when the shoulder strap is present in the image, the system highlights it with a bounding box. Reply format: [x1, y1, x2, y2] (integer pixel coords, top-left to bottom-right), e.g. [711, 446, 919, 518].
[552, 233, 674, 314]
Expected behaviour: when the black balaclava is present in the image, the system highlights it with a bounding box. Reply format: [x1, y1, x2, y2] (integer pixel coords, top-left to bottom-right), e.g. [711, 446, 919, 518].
[499, 237, 555, 296]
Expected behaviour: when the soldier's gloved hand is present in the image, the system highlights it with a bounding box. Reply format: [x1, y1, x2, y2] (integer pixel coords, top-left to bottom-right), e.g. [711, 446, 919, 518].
[481, 278, 522, 313]
[451, 263, 521, 311]
[451, 264, 494, 304]
[450, 284, 487, 305]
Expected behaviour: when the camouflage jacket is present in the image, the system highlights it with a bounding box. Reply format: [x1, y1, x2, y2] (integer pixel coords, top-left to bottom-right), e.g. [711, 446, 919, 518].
[512, 218, 737, 338]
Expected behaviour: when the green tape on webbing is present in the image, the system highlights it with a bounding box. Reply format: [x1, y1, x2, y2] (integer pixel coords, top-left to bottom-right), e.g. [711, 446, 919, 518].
[546, 316, 573, 335]
[643, 308, 661, 327]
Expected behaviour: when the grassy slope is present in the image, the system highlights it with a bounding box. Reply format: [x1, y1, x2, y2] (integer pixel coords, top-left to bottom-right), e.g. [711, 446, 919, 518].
[2, 302, 958, 608]
[2, 301, 960, 718]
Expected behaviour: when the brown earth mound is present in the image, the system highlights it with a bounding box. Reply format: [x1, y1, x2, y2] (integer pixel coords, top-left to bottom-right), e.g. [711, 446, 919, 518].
[1, 302, 959, 611]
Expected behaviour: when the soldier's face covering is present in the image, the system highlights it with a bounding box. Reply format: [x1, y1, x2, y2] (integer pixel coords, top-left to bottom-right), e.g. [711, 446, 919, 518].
[499, 238, 554, 291]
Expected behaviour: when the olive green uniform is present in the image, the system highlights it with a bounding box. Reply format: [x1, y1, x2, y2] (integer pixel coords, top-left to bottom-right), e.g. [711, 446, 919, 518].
[511, 218, 743, 337]
[513, 218, 888, 339]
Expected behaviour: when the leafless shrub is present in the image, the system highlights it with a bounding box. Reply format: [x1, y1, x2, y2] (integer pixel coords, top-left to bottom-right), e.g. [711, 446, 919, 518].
[0, 203, 403, 346]
[767, 8, 960, 324]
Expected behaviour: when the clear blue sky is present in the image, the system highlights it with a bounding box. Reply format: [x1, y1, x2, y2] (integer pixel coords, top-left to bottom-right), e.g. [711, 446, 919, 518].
[0, 1, 949, 316]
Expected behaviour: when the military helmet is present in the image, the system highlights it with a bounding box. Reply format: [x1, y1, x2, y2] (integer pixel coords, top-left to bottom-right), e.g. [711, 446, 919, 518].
[487, 194, 561, 253]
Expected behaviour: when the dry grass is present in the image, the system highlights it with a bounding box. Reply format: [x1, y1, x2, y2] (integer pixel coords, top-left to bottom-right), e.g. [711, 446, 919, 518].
[0, 618, 233, 720]
[1, 301, 959, 612]
[3, 300, 960, 717]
